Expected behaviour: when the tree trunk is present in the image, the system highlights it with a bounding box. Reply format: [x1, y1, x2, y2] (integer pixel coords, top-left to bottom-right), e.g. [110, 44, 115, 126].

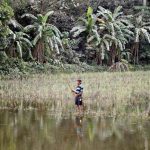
[7, 44, 17, 58]
[29, 0, 34, 4]
[40, 0, 45, 14]
[109, 43, 116, 66]
[143, 0, 147, 6]
[132, 42, 139, 65]
[96, 48, 102, 65]
[96, 51, 102, 65]
[32, 40, 44, 63]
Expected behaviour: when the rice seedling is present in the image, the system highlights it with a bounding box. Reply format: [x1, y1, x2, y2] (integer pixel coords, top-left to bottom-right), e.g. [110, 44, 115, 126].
[0, 71, 150, 118]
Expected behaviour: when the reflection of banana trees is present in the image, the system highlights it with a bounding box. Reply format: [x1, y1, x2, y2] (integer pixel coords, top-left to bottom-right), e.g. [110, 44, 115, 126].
[0, 125, 16, 150]
[146, 102, 150, 117]
[0, 111, 57, 150]
[137, 122, 149, 150]
[96, 119, 122, 141]
[97, 119, 113, 140]
[87, 118, 95, 142]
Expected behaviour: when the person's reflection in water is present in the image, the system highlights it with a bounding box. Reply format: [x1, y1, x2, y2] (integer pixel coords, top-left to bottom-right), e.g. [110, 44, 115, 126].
[74, 115, 84, 149]
[75, 116, 84, 138]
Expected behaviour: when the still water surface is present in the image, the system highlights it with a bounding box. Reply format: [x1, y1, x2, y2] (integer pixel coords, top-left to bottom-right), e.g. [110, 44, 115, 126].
[0, 110, 150, 150]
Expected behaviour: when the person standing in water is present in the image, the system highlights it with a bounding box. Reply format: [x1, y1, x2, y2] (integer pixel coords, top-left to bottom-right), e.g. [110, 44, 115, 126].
[72, 80, 84, 113]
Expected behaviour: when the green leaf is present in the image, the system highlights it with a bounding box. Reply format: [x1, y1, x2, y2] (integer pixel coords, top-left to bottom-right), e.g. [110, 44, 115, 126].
[47, 38, 54, 51]
[103, 39, 110, 51]
[87, 7, 93, 17]
[135, 28, 140, 42]
[43, 11, 54, 24]
[37, 14, 44, 24]
[141, 28, 150, 43]
[113, 6, 123, 19]
[21, 13, 37, 20]
[33, 34, 41, 45]
[24, 25, 35, 32]
[20, 37, 33, 47]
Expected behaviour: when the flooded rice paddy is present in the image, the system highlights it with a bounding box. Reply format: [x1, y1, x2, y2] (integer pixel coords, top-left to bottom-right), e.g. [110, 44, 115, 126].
[0, 110, 149, 150]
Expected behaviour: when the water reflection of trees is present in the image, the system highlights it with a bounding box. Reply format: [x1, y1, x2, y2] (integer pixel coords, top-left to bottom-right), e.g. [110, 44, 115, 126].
[0, 111, 149, 150]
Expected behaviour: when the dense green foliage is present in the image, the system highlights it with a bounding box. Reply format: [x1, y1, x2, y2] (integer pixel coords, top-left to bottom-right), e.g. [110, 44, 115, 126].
[0, 1, 150, 76]
[0, 2, 14, 49]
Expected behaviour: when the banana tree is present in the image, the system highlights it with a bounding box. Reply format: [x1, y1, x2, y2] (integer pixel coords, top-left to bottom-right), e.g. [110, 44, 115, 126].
[96, 6, 134, 65]
[71, 7, 99, 54]
[88, 31, 126, 65]
[9, 31, 33, 59]
[71, 7, 97, 39]
[22, 11, 64, 62]
[132, 15, 150, 64]
[88, 33, 111, 65]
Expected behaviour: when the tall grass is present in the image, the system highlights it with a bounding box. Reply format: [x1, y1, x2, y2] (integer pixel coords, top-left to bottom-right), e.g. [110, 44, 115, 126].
[0, 71, 150, 117]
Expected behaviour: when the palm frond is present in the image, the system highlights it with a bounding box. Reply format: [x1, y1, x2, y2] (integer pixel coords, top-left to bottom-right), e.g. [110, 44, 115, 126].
[56, 36, 64, 51]
[144, 26, 150, 31]
[53, 37, 60, 54]
[135, 28, 140, 42]
[20, 37, 33, 47]
[109, 22, 115, 36]
[96, 11, 109, 20]
[141, 28, 150, 43]
[72, 27, 86, 37]
[47, 38, 54, 51]
[142, 22, 150, 27]
[24, 25, 35, 32]
[87, 36, 95, 43]
[9, 19, 22, 29]
[92, 29, 100, 43]
[33, 34, 41, 45]
[79, 18, 88, 26]
[48, 24, 62, 38]
[118, 40, 124, 51]
[113, 6, 123, 19]
[136, 15, 142, 25]
[17, 32, 30, 38]
[103, 39, 110, 51]
[21, 13, 37, 20]
[37, 14, 44, 24]
[43, 11, 54, 24]
[98, 6, 107, 14]
[119, 19, 133, 27]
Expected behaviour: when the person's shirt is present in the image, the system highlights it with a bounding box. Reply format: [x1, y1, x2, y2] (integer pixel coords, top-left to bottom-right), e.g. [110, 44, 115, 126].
[75, 84, 83, 96]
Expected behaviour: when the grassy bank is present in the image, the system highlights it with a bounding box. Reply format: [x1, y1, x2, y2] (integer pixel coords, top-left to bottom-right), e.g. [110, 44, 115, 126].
[0, 71, 150, 118]
[0, 58, 150, 80]
[0, 58, 108, 79]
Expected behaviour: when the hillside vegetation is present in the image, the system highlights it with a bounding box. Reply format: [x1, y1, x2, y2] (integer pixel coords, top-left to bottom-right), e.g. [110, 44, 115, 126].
[0, 0, 150, 77]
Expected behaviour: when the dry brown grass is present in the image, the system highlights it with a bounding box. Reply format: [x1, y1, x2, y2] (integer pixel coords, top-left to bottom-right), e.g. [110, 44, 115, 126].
[0, 71, 150, 117]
